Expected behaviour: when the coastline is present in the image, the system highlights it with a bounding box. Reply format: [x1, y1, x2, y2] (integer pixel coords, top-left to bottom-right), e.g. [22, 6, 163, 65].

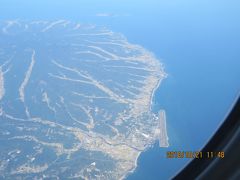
[150, 63, 167, 112]
[124, 63, 168, 179]
[121, 151, 142, 180]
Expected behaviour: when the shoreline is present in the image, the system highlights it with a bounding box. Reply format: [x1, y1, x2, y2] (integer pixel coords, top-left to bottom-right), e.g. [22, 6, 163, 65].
[123, 65, 168, 179]
[150, 64, 167, 113]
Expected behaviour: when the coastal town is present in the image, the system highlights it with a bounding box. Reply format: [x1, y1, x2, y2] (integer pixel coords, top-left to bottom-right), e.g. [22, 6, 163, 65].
[0, 20, 168, 179]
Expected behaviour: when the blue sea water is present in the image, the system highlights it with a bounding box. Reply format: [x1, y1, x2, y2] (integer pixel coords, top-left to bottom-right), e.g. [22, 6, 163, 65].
[1, 0, 240, 179]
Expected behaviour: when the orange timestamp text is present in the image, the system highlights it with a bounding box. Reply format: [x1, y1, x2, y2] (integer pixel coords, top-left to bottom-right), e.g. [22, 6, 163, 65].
[166, 151, 225, 159]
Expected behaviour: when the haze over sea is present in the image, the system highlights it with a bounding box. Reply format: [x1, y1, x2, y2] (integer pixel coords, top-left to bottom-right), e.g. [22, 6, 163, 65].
[1, 0, 240, 179]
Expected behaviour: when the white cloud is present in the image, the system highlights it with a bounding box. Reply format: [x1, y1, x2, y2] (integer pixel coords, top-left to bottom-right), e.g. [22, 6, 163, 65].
[96, 13, 130, 18]
[96, 13, 113, 17]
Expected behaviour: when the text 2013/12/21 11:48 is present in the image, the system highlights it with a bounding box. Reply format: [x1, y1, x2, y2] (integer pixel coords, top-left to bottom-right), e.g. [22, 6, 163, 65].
[166, 151, 225, 159]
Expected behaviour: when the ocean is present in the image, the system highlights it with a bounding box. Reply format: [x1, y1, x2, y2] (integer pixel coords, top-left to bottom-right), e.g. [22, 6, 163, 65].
[123, 1, 240, 179]
[1, 0, 240, 179]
